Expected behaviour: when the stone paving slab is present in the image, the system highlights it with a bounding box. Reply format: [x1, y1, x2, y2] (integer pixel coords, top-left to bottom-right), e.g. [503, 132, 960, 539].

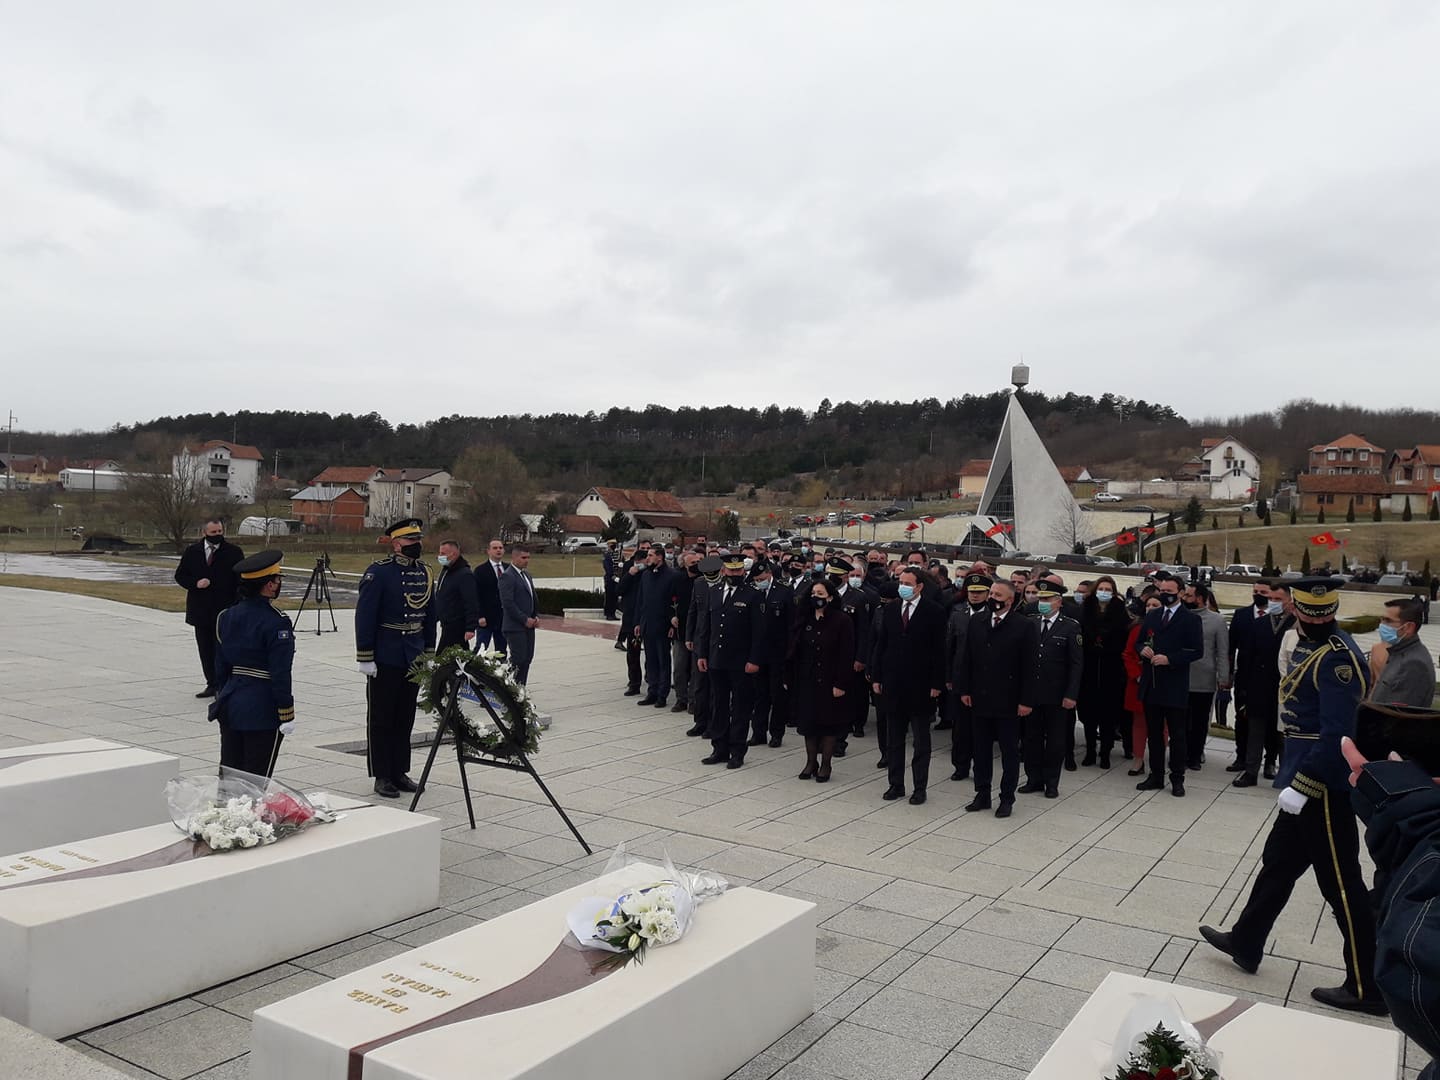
[0, 585, 1420, 1078]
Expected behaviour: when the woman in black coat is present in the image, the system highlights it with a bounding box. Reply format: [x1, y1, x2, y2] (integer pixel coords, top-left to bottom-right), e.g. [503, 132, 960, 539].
[786, 577, 855, 782]
[1078, 575, 1136, 766]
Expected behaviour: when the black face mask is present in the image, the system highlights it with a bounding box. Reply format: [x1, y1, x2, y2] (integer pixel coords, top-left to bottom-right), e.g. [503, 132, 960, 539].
[1159, 593, 1179, 606]
[205, 534, 223, 544]
[1300, 619, 1333, 640]
[1182, 600, 1199, 609]
[811, 597, 827, 609]
[400, 542, 422, 560]
[989, 598, 1006, 612]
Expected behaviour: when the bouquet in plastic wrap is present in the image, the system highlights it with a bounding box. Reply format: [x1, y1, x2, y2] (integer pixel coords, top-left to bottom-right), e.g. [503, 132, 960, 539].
[165, 768, 337, 852]
[1106, 994, 1222, 1080]
[565, 843, 729, 971]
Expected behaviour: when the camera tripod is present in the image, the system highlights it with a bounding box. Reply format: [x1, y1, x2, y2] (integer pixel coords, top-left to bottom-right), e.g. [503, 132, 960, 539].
[294, 553, 338, 635]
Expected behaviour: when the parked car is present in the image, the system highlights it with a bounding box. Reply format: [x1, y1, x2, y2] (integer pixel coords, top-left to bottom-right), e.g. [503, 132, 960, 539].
[1093, 556, 1123, 568]
[562, 535, 601, 553]
[1222, 564, 1264, 577]
[1159, 564, 1192, 582]
[1093, 492, 1123, 503]
[1376, 574, 1410, 588]
[875, 505, 907, 518]
[1055, 552, 1101, 566]
[1239, 502, 1257, 514]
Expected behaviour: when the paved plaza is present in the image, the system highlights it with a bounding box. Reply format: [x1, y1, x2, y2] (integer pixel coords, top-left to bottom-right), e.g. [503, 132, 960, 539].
[0, 586, 1424, 1079]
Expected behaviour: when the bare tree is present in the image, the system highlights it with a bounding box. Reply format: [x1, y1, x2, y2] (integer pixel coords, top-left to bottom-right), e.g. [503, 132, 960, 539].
[451, 445, 537, 538]
[124, 434, 211, 552]
[1046, 494, 1092, 555]
[367, 479, 407, 528]
[250, 475, 291, 539]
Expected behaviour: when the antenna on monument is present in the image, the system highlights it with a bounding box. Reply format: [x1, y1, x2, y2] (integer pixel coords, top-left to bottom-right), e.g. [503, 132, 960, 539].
[1011, 362, 1030, 393]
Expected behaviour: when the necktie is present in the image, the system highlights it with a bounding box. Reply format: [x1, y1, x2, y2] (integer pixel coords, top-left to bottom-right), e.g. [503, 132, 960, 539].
[901, 602, 910, 629]
[205, 545, 214, 566]
[1163, 609, 1172, 626]
[993, 615, 1001, 629]
[495, 563, 504, 577]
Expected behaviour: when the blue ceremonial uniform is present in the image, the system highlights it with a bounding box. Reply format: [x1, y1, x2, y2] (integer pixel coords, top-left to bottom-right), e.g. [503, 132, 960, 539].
[355, 553, 437, 782]
[216, 598, 296, 731]
[1275, 630, 1369, 797]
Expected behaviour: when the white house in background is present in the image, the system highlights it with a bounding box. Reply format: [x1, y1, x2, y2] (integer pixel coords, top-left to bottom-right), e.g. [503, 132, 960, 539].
[365, 468, 454, 527]
[1196, 436, 1261, 501]
[173, 440, 263, 502]
[575, 487, 686, 536]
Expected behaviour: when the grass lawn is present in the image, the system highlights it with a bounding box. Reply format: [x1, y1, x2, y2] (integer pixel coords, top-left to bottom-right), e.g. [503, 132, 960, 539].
[1123, 520, 1440, 572]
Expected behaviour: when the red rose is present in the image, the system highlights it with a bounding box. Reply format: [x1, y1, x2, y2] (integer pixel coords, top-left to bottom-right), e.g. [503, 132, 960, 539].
[263, 792, 314, 827]
[1156, 1069, 1177, 1080]
[1127, 1071, 1153, 1080]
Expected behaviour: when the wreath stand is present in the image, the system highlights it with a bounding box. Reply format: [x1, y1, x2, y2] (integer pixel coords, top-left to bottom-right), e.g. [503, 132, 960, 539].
[407, 667, 592, 855]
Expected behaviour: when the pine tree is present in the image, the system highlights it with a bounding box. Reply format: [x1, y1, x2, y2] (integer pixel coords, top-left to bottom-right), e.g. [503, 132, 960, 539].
[1424, 559, 1432, 580]
[1165, 515, 1176, 535]
[1256, 496, 1269, 519]
[1345, 497, 1355, 523]
[1264, 512, 1272, 526]
[1289, 506, 1298, 525]
[601, 509, 636, 543]
[1373, 500, 1383, 522]
[1264, 544, 1275, 574]
[1174, 542, 1184, 564]
[1301, 546, 1312, 573]
[1430, 498, 1439, 522]
[1211, 515, 1219, 530]
[1403, 496, 1414, 521]
[1317, 506, 1326, 524]
[1234, 546, 1242, 564]
[1341, 553, 1349, 572]
[1183, 496, 1204, 532]
[1200, 543, 1208, 566]
[1237, 514, 1246, 528]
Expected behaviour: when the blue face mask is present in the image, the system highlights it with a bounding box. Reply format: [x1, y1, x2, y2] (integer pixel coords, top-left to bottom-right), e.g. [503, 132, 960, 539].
[437, 554, 450, 566]
[897, 583, 916, 602]
[755, 579, 771, 592]
[848, 576, 864, 590]
[1037, 600, 1053, 616]
[1266, 601, 1284, 615]
[1378, 624, 1401, 645]
[1095, 590, 1113, 603]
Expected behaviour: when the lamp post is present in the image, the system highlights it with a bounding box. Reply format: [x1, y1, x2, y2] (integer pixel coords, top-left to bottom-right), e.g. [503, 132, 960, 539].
[52, 503, 63, 554]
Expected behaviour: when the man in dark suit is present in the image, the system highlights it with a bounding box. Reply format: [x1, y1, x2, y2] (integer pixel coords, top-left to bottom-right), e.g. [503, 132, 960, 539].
[634, 546, 683, 708]
[693, 553, 766, 769]
[682, 554, 722, 735]
[945, 571, 993, 781]
[829, 556, 875, 748]
[498, 545, 540, 685]
[749, 559, 793, 747]
[957, 580, 1038, 818]
[1230, 582, 1289, 785]
[1023, 580, 1083, 798]
[1137, 571, 1204, 796]
[870, 567, 947, 805]
[433, 538, 479, 652]
[601, 539, 620, 621]
[473, 538, 508, 656]
[174, 518, 244, 697]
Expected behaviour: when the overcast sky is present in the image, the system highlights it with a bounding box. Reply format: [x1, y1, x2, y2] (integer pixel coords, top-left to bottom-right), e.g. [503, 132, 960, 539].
[3, 3, 1438, 433]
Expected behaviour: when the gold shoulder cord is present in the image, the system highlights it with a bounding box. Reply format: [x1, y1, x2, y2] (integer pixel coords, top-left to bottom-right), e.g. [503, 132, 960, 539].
[404, 564, 434, 609]
[1279, 641, 1332, 701]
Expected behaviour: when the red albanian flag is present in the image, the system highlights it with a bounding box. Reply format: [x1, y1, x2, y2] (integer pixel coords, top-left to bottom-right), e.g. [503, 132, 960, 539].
[1310, 531, 1336, 546]
[1139, 526, 1156, 536]
[1115, 531, 1137, 545]
[905, 521, 919, 532]
[922, 516, 936, 524]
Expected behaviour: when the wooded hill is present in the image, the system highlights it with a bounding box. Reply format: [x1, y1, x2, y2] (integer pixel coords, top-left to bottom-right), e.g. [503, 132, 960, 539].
[17, 395, 1440, 500]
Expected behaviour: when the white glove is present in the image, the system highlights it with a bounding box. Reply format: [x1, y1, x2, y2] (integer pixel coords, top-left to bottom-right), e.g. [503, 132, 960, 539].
[1277, 786, 1307, 815]
[278, 721, 296, 736]
[357, 661, 378, 677]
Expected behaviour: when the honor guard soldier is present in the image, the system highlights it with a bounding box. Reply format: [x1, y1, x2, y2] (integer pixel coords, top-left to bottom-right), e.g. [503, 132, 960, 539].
[694, 552, 766, 769]
[356, 518, 437, 799]
[1200, 576, 1384, 1015]
[213, 550, 294, 779]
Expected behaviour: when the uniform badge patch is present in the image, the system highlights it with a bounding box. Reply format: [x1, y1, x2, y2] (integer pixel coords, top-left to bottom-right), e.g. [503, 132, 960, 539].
[277, 630, 291, 640]
[1334, 665, 1353, 684]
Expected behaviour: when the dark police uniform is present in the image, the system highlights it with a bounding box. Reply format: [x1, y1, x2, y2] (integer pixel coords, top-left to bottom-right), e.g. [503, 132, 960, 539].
[945, 574, 992, 780]
[693, 556, 766, 768]
[1204, 577, 1381, 1010]
[750, 563, 794, 745]
[214, 550, 293, 778]
[1026, 584, 1084, 796]
[356, 519, 437, 793]
[831, 559, 875, 742]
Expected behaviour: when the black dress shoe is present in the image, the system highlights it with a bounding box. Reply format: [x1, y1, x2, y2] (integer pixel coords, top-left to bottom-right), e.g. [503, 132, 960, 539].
[1263, 765, 1277, 781]
[685, 724, 706, 737]
[195, 686, 217, 699]
[1187, 762, 1202, 772]
[393, 775, 418, 793]
[614, 642, 627, 651]
[726, 758, 744, 770]
[1136, 776, 1164, 791]
[670, 701, 688, 713]
[1225, 760, 1246, 773]
[768, 737, 783, 748]
[1018, 781, 1045, 794]
[876, 757, 890, 769]
[1171, 780, 1185, 797]
[995, 801, 1013, 819]
[623, 687, 641, 697]
[1044, 786, 1059, 798]
[964, 795, 991, 812]
[373, 779, 400, 799]
[814, 770, 831, 784]
[833, 744, 847, 757]
[1309, 985, 1388, 1016]
[746, 734, 767, 747]
[909, 791, 927, 805]
[1098, 754, 1111, 770]
[882, 786, 906, 801]
[1081, 752, 1096, 767]
[637, 696, 657, 706]
[933, 720, 952, 730]
[1198, 925, 1259, 974]
[653, 698, 669, 708]
[1232, 773, 1258, 788]
[950, 769, 969, 781]
[701, 752, 727, 765]
[850, 725, 865, 737]
[1064, 757, 1077, 772]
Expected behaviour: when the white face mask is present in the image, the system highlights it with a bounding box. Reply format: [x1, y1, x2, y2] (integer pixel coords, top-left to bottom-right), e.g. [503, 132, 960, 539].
[437, 554, 450, 566]
[849, 576, 864, 589]
[1266, 600, 1284, 615]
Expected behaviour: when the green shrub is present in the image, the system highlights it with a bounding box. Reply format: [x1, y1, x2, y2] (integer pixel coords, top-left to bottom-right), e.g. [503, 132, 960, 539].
[536, 588, 605, 616]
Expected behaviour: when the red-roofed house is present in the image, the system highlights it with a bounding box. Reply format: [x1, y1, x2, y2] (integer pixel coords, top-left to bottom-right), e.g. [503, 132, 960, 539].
[172, 440, 264, 502]
[1308, 434, 1385, 475]
[575, 487, 687, 540]
[1295, 473, 1397, 515]
[1387, 445, 1440, 489]
[957, 459, 991, 498]
[309, 466, 382, 494]
[290, 486, 368, 533]
[1197, 436, 1260, 501]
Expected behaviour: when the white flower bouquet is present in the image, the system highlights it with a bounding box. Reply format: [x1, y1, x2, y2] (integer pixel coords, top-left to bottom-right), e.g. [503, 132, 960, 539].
[165, 769, 336, 853]
[1106, 995, 1223, 1080]
[566, 844, 728, 971]
[409, 644, 543, 762]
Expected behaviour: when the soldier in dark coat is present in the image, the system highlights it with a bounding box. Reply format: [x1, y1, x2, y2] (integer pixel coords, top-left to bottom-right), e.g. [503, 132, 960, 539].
[693, 553, 766, 768]
[355, 518, 437, 799]
[957, 580, 1038, 818]
[616, 543, 644, 696]
[1022, 580, 1083, 798]
[749, 559, 794, 748]
[945, 573, 992, 782]
[682, 555, 722, 736]
[1228, 581, 1286, 783]
[828, 556, 874, 753]
[634, 547, 683, 707]
[213, 550, 293, 778]
[174, 518, 245, 697]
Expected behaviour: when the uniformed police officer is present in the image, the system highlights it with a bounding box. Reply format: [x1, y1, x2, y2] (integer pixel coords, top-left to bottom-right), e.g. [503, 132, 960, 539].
[748, 558, 793, 748]
[945, 571, 993, 781]
[1023, 580, 1083, 798]
[1200, 576, 1383, 1014]
[827, 556, 874, 751]
[682, 555, 724, 737]
[356, 518, 438, 799]
[694, 552, 766, 768]
[213, 550, 294, 779]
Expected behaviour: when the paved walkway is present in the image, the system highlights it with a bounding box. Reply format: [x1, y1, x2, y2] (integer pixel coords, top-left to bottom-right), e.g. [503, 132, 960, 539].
[0, 586, 1422, 1079]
